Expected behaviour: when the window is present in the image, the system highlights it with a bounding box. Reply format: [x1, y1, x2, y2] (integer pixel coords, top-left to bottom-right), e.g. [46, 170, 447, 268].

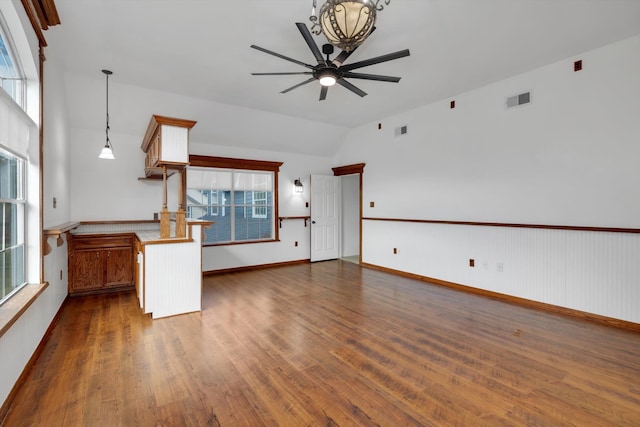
[0, 19, 25, 108]
[186, 155, 282, 245]
[0, 146, 26, 305]
[252, 191, 268, 218]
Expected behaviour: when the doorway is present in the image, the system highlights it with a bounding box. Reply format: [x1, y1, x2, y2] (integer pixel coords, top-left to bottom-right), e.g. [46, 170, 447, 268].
[340, 174, 360, 264]
[309, 164, 365, 264]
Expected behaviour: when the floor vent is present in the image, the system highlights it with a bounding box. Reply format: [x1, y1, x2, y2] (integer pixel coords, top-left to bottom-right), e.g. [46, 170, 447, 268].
[506, 91, 531, 109]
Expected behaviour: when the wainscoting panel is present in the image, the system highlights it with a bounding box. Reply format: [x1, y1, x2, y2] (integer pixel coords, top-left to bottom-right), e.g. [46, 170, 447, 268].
[362, 220, 640, 323]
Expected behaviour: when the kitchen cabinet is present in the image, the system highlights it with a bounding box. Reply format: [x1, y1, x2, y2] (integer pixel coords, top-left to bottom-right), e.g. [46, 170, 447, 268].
[68, 234, 135, 294]
[140, 115, 197, 178]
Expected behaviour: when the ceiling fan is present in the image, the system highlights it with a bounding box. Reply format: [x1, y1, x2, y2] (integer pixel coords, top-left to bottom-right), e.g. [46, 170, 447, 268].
[250, 22, 410, 101]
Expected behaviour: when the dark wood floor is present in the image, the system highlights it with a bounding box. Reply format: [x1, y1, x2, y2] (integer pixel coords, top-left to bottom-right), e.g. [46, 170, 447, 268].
[3, 261, 640, 426]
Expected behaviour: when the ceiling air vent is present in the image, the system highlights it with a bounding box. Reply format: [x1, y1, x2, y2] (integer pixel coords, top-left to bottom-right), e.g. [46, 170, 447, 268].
[394, 125, 408, 137]
[506, 91, 531, 109]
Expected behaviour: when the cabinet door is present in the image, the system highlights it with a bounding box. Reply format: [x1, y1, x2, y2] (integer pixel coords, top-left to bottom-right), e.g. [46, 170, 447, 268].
[71, 249, 104, 292]
[105, 247, 134, 287]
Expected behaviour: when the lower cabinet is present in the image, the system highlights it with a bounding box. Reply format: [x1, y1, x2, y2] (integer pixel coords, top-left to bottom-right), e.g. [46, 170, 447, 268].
[69, 234, 135, 294]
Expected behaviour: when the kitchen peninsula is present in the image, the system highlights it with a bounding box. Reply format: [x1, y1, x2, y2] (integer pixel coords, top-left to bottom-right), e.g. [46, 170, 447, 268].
[44, 219, 210, 319]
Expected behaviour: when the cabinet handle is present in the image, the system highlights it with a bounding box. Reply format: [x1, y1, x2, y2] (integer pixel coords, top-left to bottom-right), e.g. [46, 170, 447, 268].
[96, 252, 99, 259]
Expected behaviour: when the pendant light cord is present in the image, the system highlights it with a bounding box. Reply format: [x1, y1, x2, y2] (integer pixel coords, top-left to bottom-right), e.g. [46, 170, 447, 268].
[105, 72, 110, 146]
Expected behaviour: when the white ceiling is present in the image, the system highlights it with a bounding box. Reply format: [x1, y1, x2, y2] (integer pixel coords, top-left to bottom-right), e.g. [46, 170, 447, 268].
[44, 0, 640, 155]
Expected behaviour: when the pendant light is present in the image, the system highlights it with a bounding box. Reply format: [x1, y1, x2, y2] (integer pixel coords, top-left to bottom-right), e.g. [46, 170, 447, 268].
[98, 69, 115, 160]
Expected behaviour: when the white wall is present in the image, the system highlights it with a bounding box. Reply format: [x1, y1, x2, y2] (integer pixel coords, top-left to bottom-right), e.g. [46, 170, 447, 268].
[70, 128, 161, 220]
[42, 54, 73, 307]
[337, 35, 640, 227]
[0, 2, 68, 409]
[335, 35, 640, 323]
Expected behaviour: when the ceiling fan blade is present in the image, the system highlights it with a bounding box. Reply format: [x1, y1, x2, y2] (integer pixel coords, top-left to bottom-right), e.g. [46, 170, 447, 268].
[331, 27, 376, 67]
[319, 86, 328, 101]
[340, 49, 410, 72]
[252, 72, 313, 76]
[281, 77, 317, 94]
[337, 79, 367, 97]
[295, 22, 325, 64]
[342, 71, 401, 83]
[251, 44, 314, 69]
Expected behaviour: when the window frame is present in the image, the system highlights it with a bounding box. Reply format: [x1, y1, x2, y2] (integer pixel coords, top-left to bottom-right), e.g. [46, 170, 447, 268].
[0, 15, 26, 109]
[0, 145, 26, 306]
[252, 191, 268, 219]
[187, 155, 282, 246]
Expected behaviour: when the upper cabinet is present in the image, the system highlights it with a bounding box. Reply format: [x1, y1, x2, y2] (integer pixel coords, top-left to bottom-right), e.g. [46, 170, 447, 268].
[141, 115, 197, 178]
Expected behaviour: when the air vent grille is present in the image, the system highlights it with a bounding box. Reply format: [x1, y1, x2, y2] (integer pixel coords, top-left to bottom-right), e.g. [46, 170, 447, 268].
[506, 91, 531, 109]
[395, 125, 408, 136]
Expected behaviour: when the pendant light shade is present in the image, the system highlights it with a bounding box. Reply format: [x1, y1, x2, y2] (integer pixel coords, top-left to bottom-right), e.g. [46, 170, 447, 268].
[99, 145, 114, 160]
[99, 69, 115, 160]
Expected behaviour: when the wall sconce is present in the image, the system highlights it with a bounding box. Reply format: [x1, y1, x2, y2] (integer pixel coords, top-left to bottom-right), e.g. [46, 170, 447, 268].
[294, 178, 304, 194]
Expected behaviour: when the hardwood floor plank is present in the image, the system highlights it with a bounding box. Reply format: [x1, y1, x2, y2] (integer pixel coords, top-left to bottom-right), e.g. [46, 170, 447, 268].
[3, 261, 640, 426]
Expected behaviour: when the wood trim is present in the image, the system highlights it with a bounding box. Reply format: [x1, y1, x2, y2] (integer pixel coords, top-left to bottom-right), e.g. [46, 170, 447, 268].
[0, 282, 49, 338]
[140, 238, 193, 246]
[203, 259, 310, 275]
[332, 163, 365, 176]
[358, 171, 363, 263]
[39, 45, 45, 280]
[0, 292, 65, 423]
[189, 155, 283, 172]
[77, 220, 160, 225]
[20, 0, 47, 46]
[188, 154, 283, 241]
[363, 217, 640, 234]
[361, 262, 640, 332]
[278, 216, 311, 228]
[274, 165, 280, 242]
[43, 221, 81, 236]
[203, 239, 279, 248]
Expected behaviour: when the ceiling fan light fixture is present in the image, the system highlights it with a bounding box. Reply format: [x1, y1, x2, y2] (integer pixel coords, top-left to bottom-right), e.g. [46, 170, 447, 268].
[319, 73, 337, 86]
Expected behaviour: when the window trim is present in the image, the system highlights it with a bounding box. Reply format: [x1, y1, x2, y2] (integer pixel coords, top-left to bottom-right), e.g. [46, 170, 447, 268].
[187, 155, 283, 245]
[0, 15, 26, 109]
[0, 145, 27, 306]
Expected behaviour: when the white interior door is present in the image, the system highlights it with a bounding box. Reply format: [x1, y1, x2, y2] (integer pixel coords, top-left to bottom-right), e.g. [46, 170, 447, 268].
[310, 174, 341, 262]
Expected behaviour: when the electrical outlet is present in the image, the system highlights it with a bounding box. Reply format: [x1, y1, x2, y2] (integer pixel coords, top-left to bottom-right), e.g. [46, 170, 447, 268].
[497, 262, 504, 272]
[370, 201, 375, 208]
[53, 197, 57, 208]
[469, 259, 475, 267]
[393, 248, 397, 254]
[294, 241, 298, 247]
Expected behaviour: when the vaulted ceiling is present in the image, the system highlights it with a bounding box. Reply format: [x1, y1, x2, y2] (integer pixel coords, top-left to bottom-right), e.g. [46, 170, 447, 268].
[44, 0, 640, 155]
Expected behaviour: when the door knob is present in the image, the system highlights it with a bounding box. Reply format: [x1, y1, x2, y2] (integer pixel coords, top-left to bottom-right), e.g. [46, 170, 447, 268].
[312, 220, 316, 224]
